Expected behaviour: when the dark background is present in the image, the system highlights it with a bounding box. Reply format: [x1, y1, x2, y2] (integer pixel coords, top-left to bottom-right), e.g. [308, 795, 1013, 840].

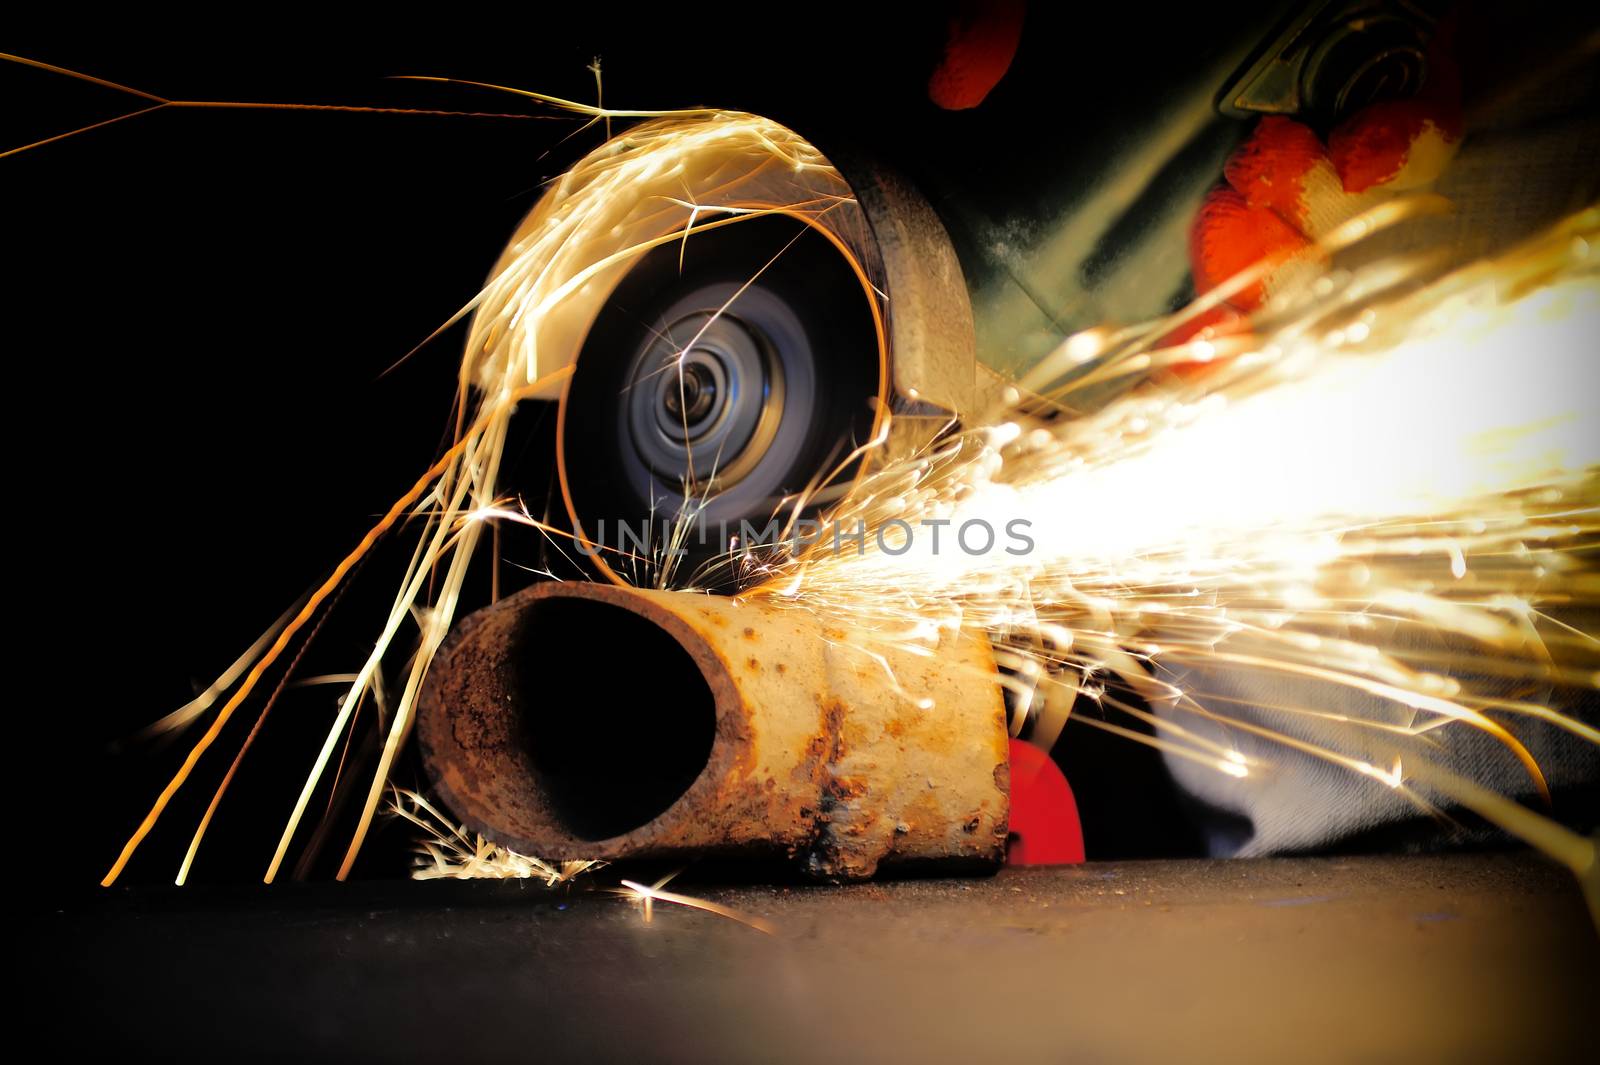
[21, 3, 1566, 888]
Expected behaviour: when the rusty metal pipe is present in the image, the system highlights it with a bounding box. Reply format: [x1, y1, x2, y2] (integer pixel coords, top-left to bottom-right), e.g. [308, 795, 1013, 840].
[417, 583, 1010, 879]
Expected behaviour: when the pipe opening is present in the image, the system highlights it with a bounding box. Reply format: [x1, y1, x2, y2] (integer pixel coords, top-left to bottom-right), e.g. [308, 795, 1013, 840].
[513, 597, 716, 841]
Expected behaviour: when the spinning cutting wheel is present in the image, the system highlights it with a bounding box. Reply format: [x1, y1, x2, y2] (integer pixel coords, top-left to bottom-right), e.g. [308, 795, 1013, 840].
[467, 113, 976, 589]
[558, 214, 883, 581]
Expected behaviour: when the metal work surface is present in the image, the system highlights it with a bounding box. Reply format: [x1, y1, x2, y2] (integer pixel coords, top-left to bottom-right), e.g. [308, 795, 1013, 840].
[42, 853, 1597, 1062]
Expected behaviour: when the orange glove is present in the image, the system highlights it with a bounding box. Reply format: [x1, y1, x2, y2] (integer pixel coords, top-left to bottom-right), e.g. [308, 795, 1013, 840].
[1173, 21, 1463, 365]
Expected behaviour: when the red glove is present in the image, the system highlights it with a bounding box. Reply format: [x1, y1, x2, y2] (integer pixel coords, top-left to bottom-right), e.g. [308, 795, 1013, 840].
[1174, 22, 1463, 365]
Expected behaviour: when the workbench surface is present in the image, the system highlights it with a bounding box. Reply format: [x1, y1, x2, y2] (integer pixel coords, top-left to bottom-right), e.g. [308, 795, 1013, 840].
[42, 852, 1597, 1062]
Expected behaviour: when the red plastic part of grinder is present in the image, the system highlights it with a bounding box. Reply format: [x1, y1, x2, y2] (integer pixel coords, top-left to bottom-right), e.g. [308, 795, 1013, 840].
[1005, 738, 1086, 865]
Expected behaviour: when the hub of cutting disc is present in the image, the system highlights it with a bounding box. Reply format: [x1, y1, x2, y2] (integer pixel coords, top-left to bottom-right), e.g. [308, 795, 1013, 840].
[559, 214, 882, 579]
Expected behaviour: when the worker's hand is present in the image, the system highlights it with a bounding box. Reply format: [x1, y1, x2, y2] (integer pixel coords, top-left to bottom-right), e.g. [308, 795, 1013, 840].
[1172, 21, 1463, 364]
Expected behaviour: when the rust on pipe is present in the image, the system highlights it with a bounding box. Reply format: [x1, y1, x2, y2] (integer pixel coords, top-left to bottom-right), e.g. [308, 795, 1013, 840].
[416, 582, 1010, 879]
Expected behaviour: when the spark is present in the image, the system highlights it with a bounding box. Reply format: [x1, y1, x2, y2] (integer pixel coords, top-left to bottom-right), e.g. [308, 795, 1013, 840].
[88, 101, 875, 885]
[392, 792, 772, 930]
[0, 52, 554, 161]
[388, 787, 600, 884]
[614, 874, 776, 935]
[764, 205, 1600, 897]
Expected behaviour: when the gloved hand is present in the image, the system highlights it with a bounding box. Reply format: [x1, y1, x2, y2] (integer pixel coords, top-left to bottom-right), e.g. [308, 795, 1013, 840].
[1175, 21, 1463, 361]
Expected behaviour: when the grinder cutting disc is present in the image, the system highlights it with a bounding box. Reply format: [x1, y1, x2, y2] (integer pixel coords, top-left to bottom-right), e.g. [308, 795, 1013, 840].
[558, 213, 884, 585]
